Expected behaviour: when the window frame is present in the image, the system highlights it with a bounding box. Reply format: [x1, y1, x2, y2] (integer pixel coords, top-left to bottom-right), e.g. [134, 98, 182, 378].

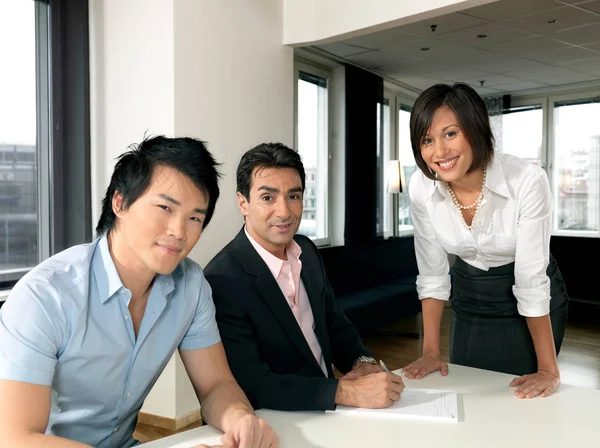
[294, 60, 332, 247]
[394, 95, 417, 237]
[546, 89, 600, 238]
[503, 95, 549, 170]
[378, 94, 393, 238]
[0, 0, 91, 288]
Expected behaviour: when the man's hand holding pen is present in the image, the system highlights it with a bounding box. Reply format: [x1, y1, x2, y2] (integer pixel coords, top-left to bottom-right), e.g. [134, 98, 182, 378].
[335, 359, 404, 408]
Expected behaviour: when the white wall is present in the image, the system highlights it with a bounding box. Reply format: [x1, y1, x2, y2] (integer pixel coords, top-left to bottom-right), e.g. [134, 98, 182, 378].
[90, 0, 293, 420]
[89, 0, 175, 231]
[283, 0, 498, 45]
[174, 0, 294, 268]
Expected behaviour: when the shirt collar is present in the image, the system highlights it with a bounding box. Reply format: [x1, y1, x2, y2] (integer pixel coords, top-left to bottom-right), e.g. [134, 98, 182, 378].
[427, 153, 511, 201]
[93, 233, 176, 304]
[485, 154, 511, 198]
[244, 226, 302, 278]
[94, 234, 126, 304]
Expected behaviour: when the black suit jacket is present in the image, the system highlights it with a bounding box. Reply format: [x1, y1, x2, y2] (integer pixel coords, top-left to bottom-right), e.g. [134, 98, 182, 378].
[204, 228, 372, 411]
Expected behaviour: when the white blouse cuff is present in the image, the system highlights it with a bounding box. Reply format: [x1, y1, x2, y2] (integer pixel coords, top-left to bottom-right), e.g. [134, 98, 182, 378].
[512, 281, 551, 317]
[416, 275, 451, 301]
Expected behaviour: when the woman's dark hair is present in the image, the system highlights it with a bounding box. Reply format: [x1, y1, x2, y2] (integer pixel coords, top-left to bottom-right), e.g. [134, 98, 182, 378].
[410, 82, 495, 180]
[236, 142, 305, 200]
[96, 135, 221, 236]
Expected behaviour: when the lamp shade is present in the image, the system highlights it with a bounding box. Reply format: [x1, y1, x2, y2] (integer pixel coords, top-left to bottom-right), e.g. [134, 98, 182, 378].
[387, 160, 402, 193]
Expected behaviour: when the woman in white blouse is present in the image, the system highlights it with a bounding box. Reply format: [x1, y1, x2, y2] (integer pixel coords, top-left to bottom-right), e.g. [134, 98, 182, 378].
[401, 82, 569, 399]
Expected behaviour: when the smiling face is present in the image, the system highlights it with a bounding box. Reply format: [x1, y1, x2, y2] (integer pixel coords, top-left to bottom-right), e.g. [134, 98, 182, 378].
[111, 165, 209, 277]
[238, 166, 303, 259]
[420, 105, 475, 184]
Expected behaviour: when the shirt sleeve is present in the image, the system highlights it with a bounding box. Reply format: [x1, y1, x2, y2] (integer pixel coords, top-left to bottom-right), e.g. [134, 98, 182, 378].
[179, 273, 221, 350]
[409, 175, 451, 301]
[513, 168, 552, 317]
[0, 279, 66, 386]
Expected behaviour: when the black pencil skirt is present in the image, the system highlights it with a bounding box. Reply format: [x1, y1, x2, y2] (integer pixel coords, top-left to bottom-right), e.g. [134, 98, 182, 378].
[449, 255, 569, 376]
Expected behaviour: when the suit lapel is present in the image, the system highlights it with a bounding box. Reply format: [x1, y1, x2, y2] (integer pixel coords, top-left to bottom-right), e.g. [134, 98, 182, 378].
[232, 229, 324, 373]
[299, 245, 334, 376]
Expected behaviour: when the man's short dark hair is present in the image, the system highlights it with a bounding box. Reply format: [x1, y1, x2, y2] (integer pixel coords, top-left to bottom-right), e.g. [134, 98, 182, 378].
[96, 135, 221, 237]
[410, 82, 495, 180]
[236, 142, 305, 200]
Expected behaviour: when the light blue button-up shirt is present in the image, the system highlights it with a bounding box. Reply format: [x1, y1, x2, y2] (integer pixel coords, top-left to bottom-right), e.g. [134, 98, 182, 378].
[0, 235, 221, 447]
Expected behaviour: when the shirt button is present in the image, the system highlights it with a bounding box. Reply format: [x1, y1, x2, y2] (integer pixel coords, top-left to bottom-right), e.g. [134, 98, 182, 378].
[113, 426, 119, 433]
[124, 315, 129, 320]
[152, 309, 156, 315]
[127, 392, 132, 398]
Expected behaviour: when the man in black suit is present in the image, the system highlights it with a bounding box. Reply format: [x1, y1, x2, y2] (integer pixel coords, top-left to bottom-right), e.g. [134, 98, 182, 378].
[204, 143, 404, 412]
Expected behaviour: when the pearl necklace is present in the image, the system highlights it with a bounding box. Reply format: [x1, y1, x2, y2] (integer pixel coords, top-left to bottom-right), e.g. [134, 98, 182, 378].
[446, 169, 486, 228]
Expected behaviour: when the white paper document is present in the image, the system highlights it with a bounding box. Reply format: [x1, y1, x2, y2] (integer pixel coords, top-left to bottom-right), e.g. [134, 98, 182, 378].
[333, 388, 458, 422]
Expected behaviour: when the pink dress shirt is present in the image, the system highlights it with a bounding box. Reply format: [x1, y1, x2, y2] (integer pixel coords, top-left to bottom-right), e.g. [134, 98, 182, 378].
[245, 227, 328, 376]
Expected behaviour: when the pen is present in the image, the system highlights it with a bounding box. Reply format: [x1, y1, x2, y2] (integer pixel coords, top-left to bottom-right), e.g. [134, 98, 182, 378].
[379, 359, 390, 372]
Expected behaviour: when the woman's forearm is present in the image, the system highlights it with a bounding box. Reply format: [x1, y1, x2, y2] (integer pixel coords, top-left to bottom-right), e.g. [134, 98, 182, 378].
[525, 315, 560, 375]
[421, 298, 446, 356]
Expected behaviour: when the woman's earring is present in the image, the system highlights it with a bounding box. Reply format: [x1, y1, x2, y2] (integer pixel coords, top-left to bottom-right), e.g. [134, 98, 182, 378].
[428, 166, 438, 179]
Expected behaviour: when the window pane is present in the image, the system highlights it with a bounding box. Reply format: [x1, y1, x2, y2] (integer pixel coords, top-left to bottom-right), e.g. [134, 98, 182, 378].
[377, 99, 390, 235]
[0, 0, 39, 280]
[553, 99, 600, 232]
[297, 72, 328, 240]
[496, 105, 543, 166]
[398, 105, 415, 231]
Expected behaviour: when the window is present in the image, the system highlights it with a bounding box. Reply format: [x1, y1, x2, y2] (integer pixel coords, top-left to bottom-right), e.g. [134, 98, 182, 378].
[376, 98, 391, 236]
[295, 63, 330, 244]
[398, 104, 416, 232]
[0, 0, 91, 288]
[551, 97, 600, 235]
[0, 0, 42, 283]
[497, 104, 544, 166]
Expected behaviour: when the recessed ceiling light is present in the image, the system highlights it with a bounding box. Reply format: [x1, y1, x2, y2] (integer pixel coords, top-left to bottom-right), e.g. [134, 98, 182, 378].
[421, 47, 430, 51]
[477, 34, 488, 39]
[546, 19, 557, 24]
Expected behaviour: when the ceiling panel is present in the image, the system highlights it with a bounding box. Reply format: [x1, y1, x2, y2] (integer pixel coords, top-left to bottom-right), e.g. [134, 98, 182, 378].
[521, 45, 600, 63]
[461, 73, 529, 87]
[559, 0, 594, 4]
[389, 75, 447, 90]
[549, 22, 600, 45]
[423, 68, 493, 82]
[502, 59, 578, 77]
[308, 0, 600, 93]
[584, 41, 600, 50]
[577, 1, 600, 13]
[467, 57, 541, 73]
[461, 0, 562, 22]
[500, 6, 600, 34]
[490, 80, 552, 92]
[315, 42, 372, 57]
[535, 71, 599, 84]
[438, 22, 532, 46]
[555, 55, 600, 73]
[335, 29, 421, 51]
[398, 13, 485, 36]
[482, 36, 569, 55]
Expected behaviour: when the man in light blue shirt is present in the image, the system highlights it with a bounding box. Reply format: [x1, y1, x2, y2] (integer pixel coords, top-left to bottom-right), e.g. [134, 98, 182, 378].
[0, 136, 279, 448]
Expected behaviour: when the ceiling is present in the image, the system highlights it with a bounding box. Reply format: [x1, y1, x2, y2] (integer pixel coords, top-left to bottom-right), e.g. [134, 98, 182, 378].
[313, 0, 600, 95]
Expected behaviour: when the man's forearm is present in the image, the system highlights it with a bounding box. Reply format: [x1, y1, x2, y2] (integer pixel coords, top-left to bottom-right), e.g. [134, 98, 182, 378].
[200, 379, 255, 433]
[421, 298, 446, 355]
[526, 315, 559, 375]
[4, 434, 91, 448]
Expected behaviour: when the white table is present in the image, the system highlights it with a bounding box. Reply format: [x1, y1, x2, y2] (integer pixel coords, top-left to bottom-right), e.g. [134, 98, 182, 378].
[141, 364, 600, 448]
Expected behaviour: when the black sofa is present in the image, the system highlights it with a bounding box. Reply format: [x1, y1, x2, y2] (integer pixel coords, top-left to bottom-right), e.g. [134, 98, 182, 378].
[319, 236, 421, 334]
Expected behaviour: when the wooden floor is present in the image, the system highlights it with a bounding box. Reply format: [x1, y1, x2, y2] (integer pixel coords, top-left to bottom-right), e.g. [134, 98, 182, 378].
[134, 303, 600, 443]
